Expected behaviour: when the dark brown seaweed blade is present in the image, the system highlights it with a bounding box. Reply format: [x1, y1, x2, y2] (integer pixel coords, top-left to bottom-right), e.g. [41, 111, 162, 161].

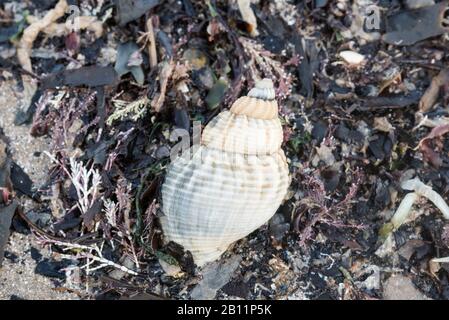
[115, 0, 160, 25]
[357, 91, 422, 111]
[383, 1, 449, 46]
[40, 65, 119, 89]
[14, 89, 43, 125]
[0, 201, 18, 267]
[293, 34, 315, 99]
[10, 161, 34, 199]
[114, 42, 144, 84]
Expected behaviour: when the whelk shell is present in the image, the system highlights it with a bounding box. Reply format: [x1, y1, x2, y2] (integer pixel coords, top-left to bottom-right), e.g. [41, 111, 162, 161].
[160, 79, 290, 266]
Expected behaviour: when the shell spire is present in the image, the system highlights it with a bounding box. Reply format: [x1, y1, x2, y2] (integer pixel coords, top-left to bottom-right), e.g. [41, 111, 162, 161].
[247, 78, 275, 100]
[229, 79, 278, 120]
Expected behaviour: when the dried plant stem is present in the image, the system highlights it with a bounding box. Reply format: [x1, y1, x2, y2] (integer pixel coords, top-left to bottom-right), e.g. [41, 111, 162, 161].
[390, 192, 418, 228]
[146, 17, 158, 69]
[380, 177, 449, 240]
[401, 178, 449, 219]
[151, 59, 174, 112]
[433, 257, 449, 263]
[419, 68, 449, 112]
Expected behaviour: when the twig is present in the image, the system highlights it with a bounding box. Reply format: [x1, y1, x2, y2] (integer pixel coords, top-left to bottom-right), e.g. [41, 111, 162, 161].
[146, 17, 158, 68]
[419, 68, 449, 112]
[150, 59, 174, 112]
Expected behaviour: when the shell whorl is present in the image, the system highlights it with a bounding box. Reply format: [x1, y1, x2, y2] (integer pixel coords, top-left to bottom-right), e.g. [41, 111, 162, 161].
[230, 79, 278, 120]
[202, 79, 282, 155]
[248, 78, 275, 100]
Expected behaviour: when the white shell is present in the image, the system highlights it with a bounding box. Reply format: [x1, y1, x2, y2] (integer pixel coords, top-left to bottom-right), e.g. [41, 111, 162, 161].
[160, 79, 290, 266]
[339, 50, 365, 65]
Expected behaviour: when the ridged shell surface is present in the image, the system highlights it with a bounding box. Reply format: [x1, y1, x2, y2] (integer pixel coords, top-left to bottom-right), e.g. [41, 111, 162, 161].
[160, 79, 290, 266]
[202, 111, 283, 155]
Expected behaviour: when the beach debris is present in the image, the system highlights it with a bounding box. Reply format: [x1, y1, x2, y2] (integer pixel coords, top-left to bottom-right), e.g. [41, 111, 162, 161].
[237, 0, 259, 37]
[16, 0, 103, 72]
[26, 15, 103, 38]
[107, 96, 150, 125]
[379, 177, 449, 239]
[41, 65, 119, 89]
[0, 138, 17, 267]
[115, 0, 160, 25]
[0, 201, 18, 267]
[190, 255, 242, 300]
[269, 214, 291, 244]
[383, 1, 449, 46]
[373, 117, 395, 134]
[10, 161, 34, 198]
[115, 42, 145, 85]
[138, 17, 158, 69]
[432, 257, 449, 263]
[413, 113, 449, 130]
[150, 59, 174, 112]
[347, 0, 381, 43]
[418, 124, 449, 168]
[383, 274, 431, 300]
[17, 0, 68, 72]
[339, 50, 365, 66]
[419, 68, 449, 112]
[358, 92, 421, 111]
